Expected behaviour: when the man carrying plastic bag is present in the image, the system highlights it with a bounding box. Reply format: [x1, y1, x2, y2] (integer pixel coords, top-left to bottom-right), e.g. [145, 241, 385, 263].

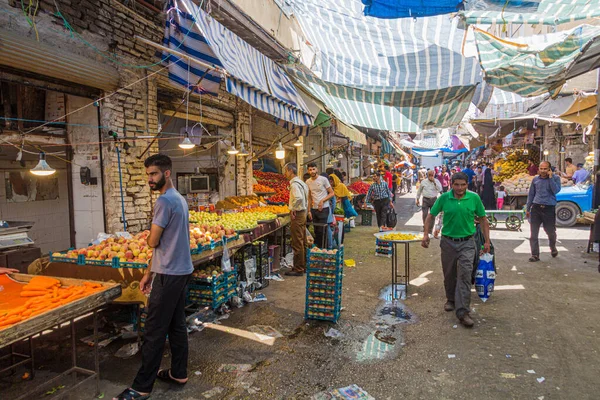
[421, 172, 491, 328]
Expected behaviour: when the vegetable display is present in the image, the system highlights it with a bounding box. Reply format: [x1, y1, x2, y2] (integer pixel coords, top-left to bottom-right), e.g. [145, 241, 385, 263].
[0, 276, 104, 329]
[348, 181, 371, 195]
[253, 171, 290, 203]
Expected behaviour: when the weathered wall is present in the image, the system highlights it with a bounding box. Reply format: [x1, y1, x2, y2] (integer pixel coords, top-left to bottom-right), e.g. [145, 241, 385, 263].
[3, 0, 164, 234]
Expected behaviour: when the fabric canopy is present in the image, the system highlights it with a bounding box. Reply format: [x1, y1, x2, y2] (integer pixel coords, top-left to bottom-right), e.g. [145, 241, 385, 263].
[474, 24, 600, 98]
[461, 0, 600, 26]
[411, 149, 441, 157]
[162, 0, 313, 126]
[287, 0, 492, 132]
[336, 121, 367, 145]
[361, 0, 464, 19]
[470, 89, 548, 121]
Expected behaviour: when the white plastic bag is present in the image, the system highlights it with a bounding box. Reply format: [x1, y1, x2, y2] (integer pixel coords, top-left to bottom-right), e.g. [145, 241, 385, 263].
[221, 241, 232, 272]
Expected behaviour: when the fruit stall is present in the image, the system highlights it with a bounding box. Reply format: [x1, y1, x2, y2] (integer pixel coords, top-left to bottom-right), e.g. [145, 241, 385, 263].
[0, 274, 121, 399]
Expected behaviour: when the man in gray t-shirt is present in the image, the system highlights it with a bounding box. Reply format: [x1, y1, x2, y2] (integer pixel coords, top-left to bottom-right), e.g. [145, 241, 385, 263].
[151, 188, 193, 275]
[116, 154, 193, 400]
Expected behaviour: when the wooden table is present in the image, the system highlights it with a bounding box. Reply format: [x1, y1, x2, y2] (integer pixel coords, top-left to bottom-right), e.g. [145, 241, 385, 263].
[0, 274, 121, 399]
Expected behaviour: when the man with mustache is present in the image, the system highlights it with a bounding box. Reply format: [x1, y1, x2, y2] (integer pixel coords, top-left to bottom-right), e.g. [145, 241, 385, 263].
[115, 154, 193, 400]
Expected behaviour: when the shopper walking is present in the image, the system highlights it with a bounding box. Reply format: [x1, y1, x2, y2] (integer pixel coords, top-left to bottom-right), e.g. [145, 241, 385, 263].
[284, 163, 309, 276]
[391, 169, 398, 202]
[416, 170, 442, 232]
[437, 165, 450, 192]
[421, 172, 490, 328]
[462, 164, 476, 191]
[366, 173, 394, 230]
[115, 154, 193, 400]
[527, 161, 561, 262]
[306, 162, 335, 249]
[481, 167, 496, 210]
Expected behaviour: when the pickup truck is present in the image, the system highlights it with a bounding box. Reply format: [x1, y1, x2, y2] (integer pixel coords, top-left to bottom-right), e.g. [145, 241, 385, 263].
[555, 183, 593, 227]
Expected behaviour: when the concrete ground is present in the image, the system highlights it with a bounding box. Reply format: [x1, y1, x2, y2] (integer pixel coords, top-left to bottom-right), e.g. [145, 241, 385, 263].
[1, 190, 599, 399]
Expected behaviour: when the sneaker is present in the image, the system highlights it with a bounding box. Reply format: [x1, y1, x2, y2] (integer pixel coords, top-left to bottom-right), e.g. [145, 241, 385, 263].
[444, 301, 455, 312]
[551, 249, 558, 258]
[459, 313, 474, 328]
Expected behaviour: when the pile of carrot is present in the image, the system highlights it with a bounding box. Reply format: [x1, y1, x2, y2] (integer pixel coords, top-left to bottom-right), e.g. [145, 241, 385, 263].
[0, 276, 103, 329]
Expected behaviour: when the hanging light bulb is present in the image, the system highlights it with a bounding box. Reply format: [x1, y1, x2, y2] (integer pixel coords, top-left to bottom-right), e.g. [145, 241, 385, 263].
[30, 152, 56, 176]
[227, 144, 239, 155]
[338, 152, 344, 159]
[310, 147, 316, 156]
[543, 150, 549, 156]
[178, 136, 195, 150]
[293, 136, 302, 147]
[523, 148, 529, 155]
[275, 141, 285, 159]
[559, 146, 565, 154]
[303, 151, 308, 158]
[237, 142, 249, 156]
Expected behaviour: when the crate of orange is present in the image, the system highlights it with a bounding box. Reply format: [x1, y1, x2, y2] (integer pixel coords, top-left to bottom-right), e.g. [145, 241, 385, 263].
[0, 274, 121, 346]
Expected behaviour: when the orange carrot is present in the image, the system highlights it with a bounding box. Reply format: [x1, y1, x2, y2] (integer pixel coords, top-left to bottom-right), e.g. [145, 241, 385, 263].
[20, 291, 49, 297]
[0, 316, 22, 327]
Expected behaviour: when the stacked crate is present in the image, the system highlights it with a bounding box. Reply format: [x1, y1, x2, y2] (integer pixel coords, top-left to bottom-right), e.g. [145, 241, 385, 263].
[375, 238, 393, 257]
[252, 240, 270, 288]
[305, 246, 344, 323]
[186, 268, 237, 309]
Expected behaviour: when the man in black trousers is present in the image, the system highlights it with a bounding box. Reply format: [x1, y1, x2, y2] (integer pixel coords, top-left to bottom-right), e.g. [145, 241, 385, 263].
[526, 161, 561, 262]
[115, 154, 193, 400]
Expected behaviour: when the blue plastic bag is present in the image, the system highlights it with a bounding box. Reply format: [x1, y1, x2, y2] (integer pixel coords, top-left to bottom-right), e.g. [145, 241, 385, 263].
[475, 253, 495, 302]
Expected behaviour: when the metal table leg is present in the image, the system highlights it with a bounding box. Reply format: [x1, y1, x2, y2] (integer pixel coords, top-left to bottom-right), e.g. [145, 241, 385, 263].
[391, 242, 411, 300]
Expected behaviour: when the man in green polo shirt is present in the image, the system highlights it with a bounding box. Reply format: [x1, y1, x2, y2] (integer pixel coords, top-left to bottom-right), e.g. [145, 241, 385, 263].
[421, 172, 491, 328]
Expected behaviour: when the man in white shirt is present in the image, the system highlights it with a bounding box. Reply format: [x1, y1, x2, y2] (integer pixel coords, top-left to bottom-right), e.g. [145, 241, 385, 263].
[416, 169, 442, 232]
[306, 162, 334, 248]
[284, 163, 309, 276]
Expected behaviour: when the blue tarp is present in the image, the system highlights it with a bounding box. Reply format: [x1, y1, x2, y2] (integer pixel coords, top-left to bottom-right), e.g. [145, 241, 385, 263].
[362, 0, 464, 19]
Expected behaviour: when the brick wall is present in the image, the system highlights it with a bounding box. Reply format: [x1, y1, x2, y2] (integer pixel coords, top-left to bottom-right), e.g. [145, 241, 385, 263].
[6, 0, 165, 233]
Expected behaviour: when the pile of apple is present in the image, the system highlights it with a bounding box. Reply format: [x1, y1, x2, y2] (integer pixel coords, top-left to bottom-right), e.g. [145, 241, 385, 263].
[53, 231, 153, 264]
[189, 223, 237, 250]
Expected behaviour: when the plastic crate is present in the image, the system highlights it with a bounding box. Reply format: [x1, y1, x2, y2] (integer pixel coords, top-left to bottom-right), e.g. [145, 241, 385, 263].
[375, 239, 393, 258]
[359, 209, 373, 226]
[305, 246, 344, 323]
[49, 251, 83, 265]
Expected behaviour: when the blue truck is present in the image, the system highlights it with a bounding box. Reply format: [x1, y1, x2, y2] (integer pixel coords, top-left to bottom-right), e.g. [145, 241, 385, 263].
[555, 183, 594, 227]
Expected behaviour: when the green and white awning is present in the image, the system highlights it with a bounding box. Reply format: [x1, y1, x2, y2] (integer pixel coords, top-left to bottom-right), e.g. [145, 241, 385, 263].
[474, 24, 600, 98]
[461, 0, 600, 26]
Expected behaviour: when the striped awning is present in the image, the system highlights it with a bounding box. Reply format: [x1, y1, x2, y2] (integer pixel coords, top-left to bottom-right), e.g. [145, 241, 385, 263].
[474, 25, 600, 98]
[461, 0, 600, 26]
[162, 0, 313, 126]
[287, 0, 492, 132]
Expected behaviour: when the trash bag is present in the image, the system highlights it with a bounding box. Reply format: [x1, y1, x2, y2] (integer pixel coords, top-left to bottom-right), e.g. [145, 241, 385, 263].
[221, 241, 232, 272]
[475, 253, 495, 302]
[385, 205, 397, 228]
[342, 197, 358, 218]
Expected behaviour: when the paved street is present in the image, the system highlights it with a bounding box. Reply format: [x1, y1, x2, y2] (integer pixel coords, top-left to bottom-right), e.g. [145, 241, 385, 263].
[3, 191, 599, 399]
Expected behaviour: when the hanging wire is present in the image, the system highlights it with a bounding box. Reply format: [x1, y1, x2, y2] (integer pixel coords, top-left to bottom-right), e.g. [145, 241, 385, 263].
[22, 63, 170, 135]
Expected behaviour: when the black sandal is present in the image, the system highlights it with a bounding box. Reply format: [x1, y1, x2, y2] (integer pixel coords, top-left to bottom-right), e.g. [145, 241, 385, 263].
[157, 369, 187, 385]
[114, 388, 150, 400]
[529, 256, 540, 262]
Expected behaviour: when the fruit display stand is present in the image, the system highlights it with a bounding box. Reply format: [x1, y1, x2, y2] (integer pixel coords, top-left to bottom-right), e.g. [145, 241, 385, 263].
[0, 274, 121, 399]
[373, 231, 425, 300]
[305, 246, 344, 323]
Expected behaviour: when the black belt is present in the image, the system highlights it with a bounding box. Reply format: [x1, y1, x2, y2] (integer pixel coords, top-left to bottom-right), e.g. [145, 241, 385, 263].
[533, 204, 555, 209]
[442, 235, 473, 242]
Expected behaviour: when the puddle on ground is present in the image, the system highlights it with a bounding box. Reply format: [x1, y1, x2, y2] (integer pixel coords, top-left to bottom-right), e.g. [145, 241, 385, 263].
[375, 284, 417, 326]
[379, 283, 407, 301]
[356, 332, 395, 361]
